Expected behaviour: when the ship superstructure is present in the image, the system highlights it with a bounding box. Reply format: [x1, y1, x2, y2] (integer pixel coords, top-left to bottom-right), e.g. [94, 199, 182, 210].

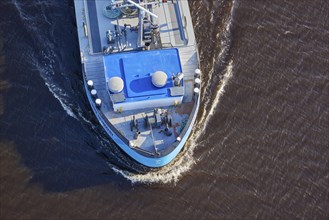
[74, 0, 201, 167]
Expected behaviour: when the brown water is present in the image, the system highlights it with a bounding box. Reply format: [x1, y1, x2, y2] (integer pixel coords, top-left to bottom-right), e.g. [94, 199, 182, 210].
[1, 0, 328, 219]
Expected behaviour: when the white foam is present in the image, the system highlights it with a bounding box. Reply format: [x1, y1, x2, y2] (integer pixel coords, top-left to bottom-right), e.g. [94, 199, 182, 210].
[111, 138, 197, 184]
[44, 82, 77, 119]
[203, 59, 233, 128]
[198, 0, 236, 135]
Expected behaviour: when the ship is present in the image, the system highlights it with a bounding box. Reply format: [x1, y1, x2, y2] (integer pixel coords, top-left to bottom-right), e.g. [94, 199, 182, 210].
[73, 0, 201, 167]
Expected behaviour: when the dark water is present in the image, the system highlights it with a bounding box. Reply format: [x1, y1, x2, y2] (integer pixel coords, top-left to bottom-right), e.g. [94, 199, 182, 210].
[1, 0, 328, 219]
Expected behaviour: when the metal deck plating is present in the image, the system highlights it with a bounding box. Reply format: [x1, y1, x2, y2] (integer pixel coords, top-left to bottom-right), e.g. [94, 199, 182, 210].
[74, 0, 201, 167]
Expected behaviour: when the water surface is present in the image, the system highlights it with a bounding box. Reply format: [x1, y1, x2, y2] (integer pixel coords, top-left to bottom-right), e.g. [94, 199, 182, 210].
[1, 0, 328, 219]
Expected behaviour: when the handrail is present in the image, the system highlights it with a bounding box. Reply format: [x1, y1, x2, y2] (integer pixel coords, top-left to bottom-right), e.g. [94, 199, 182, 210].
[177, 0, 188, 45]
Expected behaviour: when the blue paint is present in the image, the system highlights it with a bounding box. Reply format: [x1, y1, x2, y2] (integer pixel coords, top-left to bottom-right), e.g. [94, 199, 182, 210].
[103, 48, 182, 101]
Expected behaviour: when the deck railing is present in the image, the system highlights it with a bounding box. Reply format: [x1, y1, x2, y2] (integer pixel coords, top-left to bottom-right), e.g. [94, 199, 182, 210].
[174, 0, 188, 45]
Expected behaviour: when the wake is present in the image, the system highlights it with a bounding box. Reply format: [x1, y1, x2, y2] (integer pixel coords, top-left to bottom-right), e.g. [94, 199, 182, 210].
[12, 0, 237, 184]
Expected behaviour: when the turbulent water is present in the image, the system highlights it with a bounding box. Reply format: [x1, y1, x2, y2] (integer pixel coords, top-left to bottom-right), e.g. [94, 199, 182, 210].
[1, 0, 328, 219]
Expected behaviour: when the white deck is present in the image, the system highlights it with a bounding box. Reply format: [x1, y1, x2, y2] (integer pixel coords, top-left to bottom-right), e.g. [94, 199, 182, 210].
[74, 0, 199, 155]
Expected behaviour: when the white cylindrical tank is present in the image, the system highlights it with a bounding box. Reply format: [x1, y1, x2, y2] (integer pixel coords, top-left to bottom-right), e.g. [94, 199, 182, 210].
[91, 89, 97, 98]
[95, 98, 102, 108]
[87, 80, 94, 89]
[194, 77, 201, 88]
[194, 69, 201, 78]
[194, 87, 200, 94]
[152, 71, 168, 88]
[108, 77, 124, 93]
